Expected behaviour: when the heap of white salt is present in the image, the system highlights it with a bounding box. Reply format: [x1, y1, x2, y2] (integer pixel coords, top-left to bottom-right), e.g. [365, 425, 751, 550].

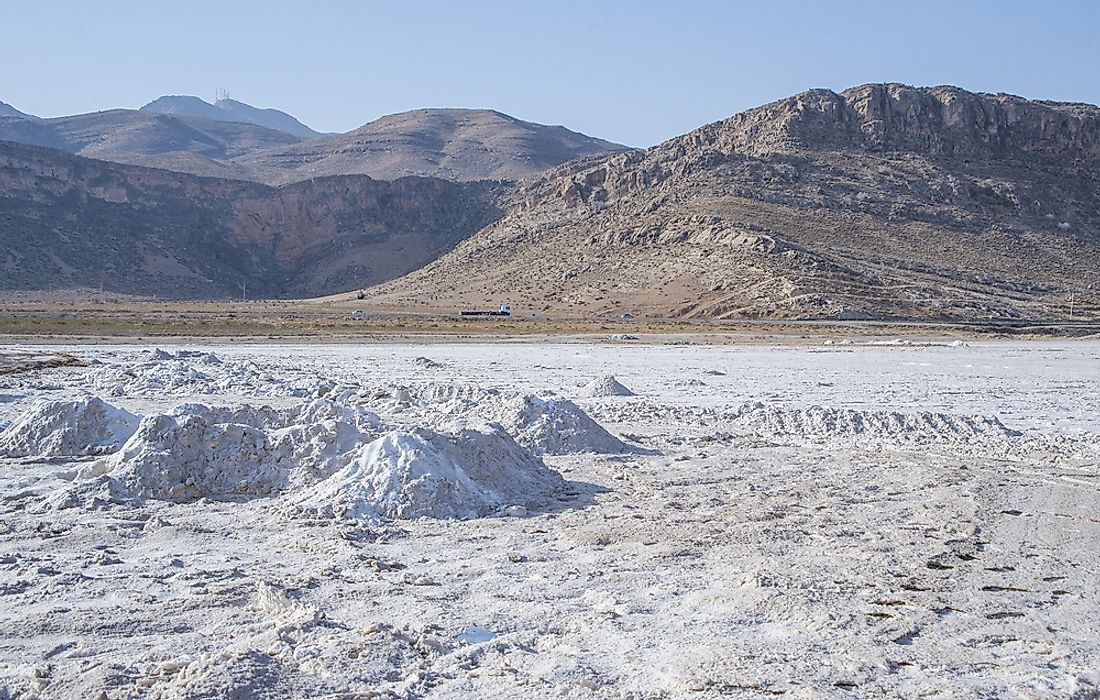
[490, 394, 627, 456]
[394, 383, 627, 455]
[93, 413, 289, 502]
[287, 421, 565, 521]
[0, 397, 140, 458]
[577, 375, 635, 398]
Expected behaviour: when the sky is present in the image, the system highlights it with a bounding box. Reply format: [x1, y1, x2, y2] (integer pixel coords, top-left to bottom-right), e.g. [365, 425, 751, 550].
[3, 0, 1098, 147]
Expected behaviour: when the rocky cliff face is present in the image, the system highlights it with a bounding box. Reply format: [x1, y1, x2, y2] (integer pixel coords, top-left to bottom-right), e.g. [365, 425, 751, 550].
[366, 84, 1100, 321]
[0, 140, 504, 298]
[690, 83, 1100, 161]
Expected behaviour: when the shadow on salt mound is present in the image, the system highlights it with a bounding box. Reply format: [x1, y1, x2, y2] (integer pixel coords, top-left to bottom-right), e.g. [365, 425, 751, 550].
[41, 474, 135, 512]
[577, 375, 635, 398]
[0, 396, 140, 458]
[90, 414, 290, 502]
[285, 421, 568, 522]
[726, 402, 1020, 444]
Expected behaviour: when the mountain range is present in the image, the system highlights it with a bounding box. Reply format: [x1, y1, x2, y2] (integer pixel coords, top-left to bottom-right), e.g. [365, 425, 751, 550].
[1, 86, 1097, 320]
[0, 96, 627, 184]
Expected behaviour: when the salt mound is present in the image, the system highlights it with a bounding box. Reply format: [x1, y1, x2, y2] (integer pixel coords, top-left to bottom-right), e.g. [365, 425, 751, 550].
[727, 402, 1019, 445]
[491, 394, 627, 456]
[79, 399, 387, 502]
[287, 421, 565, 521]
[271, 400, 384, 485]
[95, 414, 290, 502]
[0, 397, 140, 458]
[578, 375, 635, 398]
[87, 353, 309, 398]
[399, 383, 626, 456]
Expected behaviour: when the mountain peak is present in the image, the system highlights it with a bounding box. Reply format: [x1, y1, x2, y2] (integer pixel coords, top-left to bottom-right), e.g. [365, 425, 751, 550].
[0, 100, 35, 120]
[140, 95, 321, 137]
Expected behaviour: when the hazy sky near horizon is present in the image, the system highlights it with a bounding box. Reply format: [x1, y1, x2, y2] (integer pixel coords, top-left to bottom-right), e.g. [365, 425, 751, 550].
[4, 0, 1098, 147]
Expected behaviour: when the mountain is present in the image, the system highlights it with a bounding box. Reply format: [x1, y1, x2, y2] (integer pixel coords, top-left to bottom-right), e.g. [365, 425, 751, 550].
[0, 101, 34, 119]
[140, 95, 322, 137]
[0, 109, 303, 179]
[229, 108, 629, 183]
[363, 84, 1100, 321]
[0, 140, 505, 299]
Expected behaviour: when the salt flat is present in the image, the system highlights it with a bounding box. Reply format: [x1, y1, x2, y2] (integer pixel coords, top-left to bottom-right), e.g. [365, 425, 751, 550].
[0, 339, 1097, 699]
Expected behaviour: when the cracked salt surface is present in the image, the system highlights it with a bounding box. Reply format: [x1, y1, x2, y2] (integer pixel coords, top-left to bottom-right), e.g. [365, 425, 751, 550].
[0, 340, 1098, 698]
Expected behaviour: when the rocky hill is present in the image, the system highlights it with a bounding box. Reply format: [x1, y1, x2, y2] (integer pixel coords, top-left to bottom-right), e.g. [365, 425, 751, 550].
[0, 140, 505, 298]
[232, 108, 629, 183]
[140, 95, 322, 137]
[364, 84, 1100, 321]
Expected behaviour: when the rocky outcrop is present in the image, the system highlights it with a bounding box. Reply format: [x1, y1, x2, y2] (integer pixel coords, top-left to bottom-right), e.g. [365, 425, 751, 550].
[683, 83, 1100, 161]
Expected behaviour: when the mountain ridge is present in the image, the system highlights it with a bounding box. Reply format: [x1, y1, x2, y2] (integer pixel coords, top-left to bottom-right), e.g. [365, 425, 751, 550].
[0, 102, 625, 184]
[232, 107, 629, 183]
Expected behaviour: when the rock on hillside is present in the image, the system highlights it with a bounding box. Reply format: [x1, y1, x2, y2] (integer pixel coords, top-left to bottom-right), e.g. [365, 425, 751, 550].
[364, 84, 1100, 321]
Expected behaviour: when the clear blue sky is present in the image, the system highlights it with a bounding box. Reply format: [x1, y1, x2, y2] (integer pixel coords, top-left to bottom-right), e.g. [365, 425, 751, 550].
[3, 0, 1098, 147]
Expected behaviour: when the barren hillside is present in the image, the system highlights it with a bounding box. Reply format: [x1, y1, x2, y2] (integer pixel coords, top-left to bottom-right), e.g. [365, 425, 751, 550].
[0, 140, 504, 298]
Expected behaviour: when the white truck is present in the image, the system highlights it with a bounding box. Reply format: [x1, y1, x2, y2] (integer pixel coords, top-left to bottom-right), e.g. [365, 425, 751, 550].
[460, 303, 511, 317]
